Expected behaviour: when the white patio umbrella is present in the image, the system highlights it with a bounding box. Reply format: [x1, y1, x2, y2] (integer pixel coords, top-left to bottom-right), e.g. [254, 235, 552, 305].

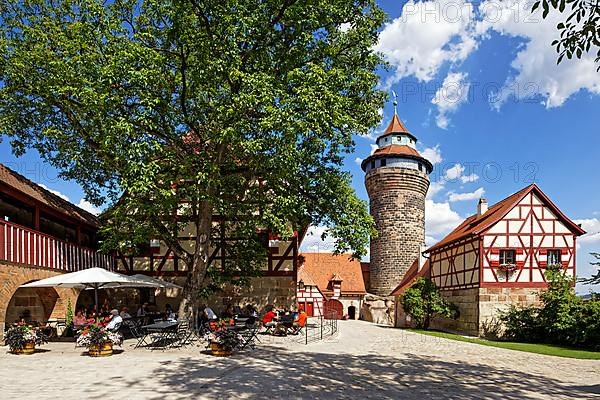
[20, 268, 163, 321]
[127, 274, 182, 289]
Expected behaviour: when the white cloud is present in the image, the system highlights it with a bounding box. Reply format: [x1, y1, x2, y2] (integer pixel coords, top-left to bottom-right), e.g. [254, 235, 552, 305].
[370, 144, 378, 154]
[76, 199, 102, 216]
[354, 157, 363, 166]
[37, 183, 101, 216]
[432, 71, 470, 128]
[448, 187, 485, 202]
[375, 0, 477, 86]
[38, 184, 70, 201]
[425, 199, 464, 237]
[477, 0, 600, 108]
[427, 181, 446, 199]
[444, 163, 465, 181]
[460, 173, 479, 183]
[573, 218, 600, 246]
[421, 145, 443, 165]
[299, 225, 337, 253]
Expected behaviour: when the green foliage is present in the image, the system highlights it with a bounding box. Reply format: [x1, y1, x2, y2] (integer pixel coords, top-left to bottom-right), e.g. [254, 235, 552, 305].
[580, 252, 600, 285]
[65, 298, 74, 329]
[0, 0, 386, 310]
[532, 0, 600, 70]
[5, 325, 49, 351]
[400, 278, 457, 329]
[500, 264, 600, 350]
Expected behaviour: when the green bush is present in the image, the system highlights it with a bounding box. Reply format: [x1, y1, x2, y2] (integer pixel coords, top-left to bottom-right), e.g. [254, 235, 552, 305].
[400, 278, 457, 329]
[500, 264, 600, 350]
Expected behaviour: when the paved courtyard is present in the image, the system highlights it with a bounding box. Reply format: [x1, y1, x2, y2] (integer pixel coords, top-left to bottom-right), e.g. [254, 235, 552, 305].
[1, 320, 599, 399]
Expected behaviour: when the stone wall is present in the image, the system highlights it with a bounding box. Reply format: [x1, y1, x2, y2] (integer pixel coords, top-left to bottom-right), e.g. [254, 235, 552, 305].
[365, 167, 429, 296]
[0, 262, 80, 340]
[478, 287, 543, 336]
[430, 288, 480, 336]
[361, 294, 394, 325]
[428, 287, 544, 336]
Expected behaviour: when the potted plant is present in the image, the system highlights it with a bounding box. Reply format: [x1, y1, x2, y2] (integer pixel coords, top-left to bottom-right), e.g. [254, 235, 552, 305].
[5, 324, 49, 354]
[204, 328, 242, 357]
[76, 324, 123, 357]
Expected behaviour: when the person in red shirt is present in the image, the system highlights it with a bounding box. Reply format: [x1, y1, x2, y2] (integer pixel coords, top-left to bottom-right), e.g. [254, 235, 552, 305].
[262, 306, 278, 329]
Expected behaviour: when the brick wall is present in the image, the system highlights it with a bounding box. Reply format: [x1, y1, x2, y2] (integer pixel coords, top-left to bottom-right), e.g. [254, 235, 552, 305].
[0, 262, 80, 339]
[365, 167, 429, 296]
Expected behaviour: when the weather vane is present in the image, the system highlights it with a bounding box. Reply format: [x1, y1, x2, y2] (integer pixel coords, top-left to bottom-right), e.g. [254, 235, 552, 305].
[391, 90, 398, 115]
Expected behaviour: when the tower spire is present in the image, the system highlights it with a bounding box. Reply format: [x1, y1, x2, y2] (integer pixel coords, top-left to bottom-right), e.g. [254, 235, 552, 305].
[392, 90, 398, 115]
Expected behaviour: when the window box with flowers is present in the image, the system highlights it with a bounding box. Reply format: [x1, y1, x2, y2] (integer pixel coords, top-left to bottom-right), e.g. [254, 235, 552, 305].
[76, 324, 123, 357]
[5, 324, 49, 355]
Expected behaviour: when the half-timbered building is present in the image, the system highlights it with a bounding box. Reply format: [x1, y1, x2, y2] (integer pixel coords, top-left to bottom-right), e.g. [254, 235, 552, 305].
[296, 253, 366, 320]
[393, 184, 585, 335]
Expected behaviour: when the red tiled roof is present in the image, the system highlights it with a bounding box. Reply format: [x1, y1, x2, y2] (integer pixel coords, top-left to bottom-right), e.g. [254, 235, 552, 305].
[384, 114, 410, 135]
[372, 144, 421, 157]
[426, 184, 586, 253]
[390, 259, 431, 296]
[300, 253, 367, 296]
[0, 163, 98, 227]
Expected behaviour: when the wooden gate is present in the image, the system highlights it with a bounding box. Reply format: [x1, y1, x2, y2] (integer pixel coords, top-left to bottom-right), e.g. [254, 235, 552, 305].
[324, 299, 343, 320]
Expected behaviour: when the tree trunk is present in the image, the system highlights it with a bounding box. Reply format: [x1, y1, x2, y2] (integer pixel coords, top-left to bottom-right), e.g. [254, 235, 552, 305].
[178, 201, 213, 321]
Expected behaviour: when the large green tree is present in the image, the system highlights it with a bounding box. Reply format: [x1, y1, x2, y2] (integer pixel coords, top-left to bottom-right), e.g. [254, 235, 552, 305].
[0, 0, 385, 317]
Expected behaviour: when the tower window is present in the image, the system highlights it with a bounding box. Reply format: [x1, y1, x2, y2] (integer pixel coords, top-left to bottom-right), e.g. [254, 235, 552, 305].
[418, 163, 423, 172]
[370, 160, 375, 169]
[380, 159, 386, 167]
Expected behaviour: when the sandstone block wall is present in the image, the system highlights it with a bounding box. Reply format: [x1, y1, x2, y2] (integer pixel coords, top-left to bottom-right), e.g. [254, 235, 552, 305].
[0, 262, 80, 340]
[365, 167, 429, 296]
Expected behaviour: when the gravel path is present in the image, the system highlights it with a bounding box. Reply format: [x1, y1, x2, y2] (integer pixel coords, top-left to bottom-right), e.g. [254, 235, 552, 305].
[0, 320, 598, 399]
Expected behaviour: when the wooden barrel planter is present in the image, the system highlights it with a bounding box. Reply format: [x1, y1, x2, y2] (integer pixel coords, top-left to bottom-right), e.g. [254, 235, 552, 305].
[13, 341, 35, 355]
[88, 342, 113, 357]
[210, 342, 232, 357]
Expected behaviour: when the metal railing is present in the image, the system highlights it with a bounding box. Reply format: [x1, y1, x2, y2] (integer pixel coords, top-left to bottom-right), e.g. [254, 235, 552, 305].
[301, 308, 339, 345]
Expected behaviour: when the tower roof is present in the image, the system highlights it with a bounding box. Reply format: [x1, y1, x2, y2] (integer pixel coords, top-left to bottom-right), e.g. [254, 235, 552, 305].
[377, 113, 417, 142]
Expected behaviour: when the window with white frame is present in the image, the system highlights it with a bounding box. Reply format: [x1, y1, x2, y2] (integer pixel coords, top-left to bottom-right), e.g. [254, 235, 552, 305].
[500, 249, 516, 265]
[547, 249, 561, 266]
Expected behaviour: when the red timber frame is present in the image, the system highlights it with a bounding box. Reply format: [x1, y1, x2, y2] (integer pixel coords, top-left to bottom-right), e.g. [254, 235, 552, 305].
[429, 237, 480, 290]
[115, 217, 301, 278]
[480, 192, 576, 288]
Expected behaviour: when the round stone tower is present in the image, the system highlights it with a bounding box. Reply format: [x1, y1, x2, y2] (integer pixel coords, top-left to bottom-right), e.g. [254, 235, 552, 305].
[361, 111, 432, 296]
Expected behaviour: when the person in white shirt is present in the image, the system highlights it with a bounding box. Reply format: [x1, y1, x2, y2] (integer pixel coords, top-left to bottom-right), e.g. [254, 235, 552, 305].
[106, 309, 123, 331]
[204, 306, 217, 320]
[120, 307, 132, 319]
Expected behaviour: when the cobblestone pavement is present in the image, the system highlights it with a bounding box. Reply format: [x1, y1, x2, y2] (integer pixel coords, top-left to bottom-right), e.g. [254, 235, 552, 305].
[1, 320, 599, 399]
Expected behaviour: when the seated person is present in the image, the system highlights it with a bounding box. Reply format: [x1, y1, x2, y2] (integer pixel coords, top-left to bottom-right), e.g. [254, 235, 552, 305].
[262, 306, 278, 328]
[120, 307, 132, 319]
[165, 304, 176, 321]
[106, 309, 123, 331]
[204, 305, 217, 320]
[73, 310, 88, 328]
[221, 304, 234, 319]
[294, 310, 308, 328]
[137, 302, 149, 317]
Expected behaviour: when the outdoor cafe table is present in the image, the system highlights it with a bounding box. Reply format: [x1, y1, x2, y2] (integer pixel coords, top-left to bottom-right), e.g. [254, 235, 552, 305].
[141, 321, 178, 348]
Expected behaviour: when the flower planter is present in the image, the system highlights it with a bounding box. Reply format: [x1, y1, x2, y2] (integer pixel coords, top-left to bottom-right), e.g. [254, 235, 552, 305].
[88, 342, 113, 357]
[12, 341, 35, 355]
[210, 342, 232, 357]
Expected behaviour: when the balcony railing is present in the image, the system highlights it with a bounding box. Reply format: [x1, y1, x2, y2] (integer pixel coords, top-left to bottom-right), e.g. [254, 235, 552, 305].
[0, 219, 113, 272]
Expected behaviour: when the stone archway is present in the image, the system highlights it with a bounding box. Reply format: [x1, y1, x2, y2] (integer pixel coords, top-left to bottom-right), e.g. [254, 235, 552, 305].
[0, 262, 80, 339]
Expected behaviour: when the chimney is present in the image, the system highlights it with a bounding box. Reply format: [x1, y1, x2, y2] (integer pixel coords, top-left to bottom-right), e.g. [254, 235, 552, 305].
[477, 198, 488, 217]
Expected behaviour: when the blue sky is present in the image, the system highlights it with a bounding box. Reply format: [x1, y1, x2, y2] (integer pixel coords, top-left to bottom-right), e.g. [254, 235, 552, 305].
[1, 0, 599, 291]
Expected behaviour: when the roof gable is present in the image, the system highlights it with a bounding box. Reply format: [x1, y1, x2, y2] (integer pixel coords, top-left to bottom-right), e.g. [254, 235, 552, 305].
[427, 184, 585, 252]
